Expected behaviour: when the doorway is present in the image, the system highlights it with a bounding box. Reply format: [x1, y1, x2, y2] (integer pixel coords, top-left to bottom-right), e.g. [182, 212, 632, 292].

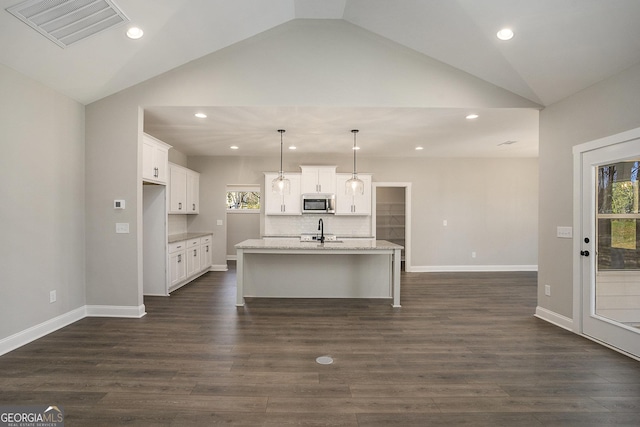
[575, 128, 640, 358]
[373, 183, 411, 272]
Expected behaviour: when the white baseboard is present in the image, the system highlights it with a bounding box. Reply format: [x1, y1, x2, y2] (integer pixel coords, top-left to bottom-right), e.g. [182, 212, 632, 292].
[409, 265, 538, 273]
[534, 306, 574, 331]
[0, 306, 86, 356]
[210, 264, 228, 271]
[85, 304, 146, 318]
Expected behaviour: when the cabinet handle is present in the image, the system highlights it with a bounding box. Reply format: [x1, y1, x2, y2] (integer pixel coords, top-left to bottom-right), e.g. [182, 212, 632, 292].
[177, 254, 181, 263]
[153, 167, 158, 178]
[194, 249, 197, 256]
[192, 203, 196, 211]
[206, 246, 209, 252]
[178, 202, 182, 210]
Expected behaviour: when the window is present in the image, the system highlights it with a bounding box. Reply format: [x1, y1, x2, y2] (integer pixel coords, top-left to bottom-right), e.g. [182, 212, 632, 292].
[226, 185, 260, 211]
[597, 161, 640, 270]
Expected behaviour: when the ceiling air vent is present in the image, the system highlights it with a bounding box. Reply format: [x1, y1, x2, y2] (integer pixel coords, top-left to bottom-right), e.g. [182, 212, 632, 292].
[6, 0, 130, 48]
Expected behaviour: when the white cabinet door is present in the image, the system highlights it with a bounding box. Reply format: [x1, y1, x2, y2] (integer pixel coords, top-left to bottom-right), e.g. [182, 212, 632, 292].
[142, 134, 170, 184]
[264, 173, 302, 215]
[187, 245, 201, 277]
[335, 173, 372, 215]
[186, 170, 199, 214]
[200, 239, 212, 272]
[168, 164, 187, 214]
[169, 250, 186, 288]
[300, 166, 336, 194]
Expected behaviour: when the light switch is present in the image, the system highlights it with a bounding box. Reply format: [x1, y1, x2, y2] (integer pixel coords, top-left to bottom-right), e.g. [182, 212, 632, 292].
[116, 223, 130, 233]
[217, 220, 223, 226]
[557, 226, 573, 238]
[114, 199, 125, 209]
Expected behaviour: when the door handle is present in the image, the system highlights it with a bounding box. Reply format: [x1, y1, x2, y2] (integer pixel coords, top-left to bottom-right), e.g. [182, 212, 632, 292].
[580, 250, 590, 257]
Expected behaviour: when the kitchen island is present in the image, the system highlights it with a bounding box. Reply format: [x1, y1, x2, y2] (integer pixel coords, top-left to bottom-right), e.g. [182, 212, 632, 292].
[235, 238, 403, 307]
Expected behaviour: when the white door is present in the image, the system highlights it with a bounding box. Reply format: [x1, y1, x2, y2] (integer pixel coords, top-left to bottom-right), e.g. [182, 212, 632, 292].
[579, 135, 640, 358]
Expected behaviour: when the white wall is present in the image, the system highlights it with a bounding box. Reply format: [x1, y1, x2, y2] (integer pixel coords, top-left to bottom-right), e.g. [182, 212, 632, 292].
[538, 62, 640, 319]
[85, 19, 539, 311]
[0, 63, 85, 340]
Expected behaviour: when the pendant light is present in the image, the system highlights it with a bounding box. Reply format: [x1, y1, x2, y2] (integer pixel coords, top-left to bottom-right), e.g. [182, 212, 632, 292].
[271, 129, 290, 194]
[345, 129, 364, 195]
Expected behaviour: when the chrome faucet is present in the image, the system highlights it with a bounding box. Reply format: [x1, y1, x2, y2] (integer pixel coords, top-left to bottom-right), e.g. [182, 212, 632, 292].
[318, 218, 324, 243]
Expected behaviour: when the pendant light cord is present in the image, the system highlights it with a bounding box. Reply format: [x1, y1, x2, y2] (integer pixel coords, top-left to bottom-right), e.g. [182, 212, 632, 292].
[352, 129, 359, 177]
[278, 129, 285, 175]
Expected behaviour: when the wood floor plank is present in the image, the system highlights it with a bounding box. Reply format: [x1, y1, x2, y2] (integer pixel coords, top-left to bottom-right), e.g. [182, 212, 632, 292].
[1, 267, 639, 426]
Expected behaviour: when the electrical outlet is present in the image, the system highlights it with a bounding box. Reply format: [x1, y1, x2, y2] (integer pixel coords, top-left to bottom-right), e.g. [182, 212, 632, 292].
[545, 285, 551, 296]
[217, 219, 223, 226]
[50, 290, 56, 303]
[116, 223, 129, 233]
[471, 252, 476, 258]
[443, 220, 448, 226]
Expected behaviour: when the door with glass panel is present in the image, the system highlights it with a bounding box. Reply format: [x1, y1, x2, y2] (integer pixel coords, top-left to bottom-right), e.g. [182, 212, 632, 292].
[580, 138, 640, 357]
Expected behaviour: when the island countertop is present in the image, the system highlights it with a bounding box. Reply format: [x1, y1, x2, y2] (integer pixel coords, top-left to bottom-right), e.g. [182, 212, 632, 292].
[235, 238, 403, 251]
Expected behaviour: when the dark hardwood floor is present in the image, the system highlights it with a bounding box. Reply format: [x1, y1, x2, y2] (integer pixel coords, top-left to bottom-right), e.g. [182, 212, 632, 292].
[1, 267, 639, 426]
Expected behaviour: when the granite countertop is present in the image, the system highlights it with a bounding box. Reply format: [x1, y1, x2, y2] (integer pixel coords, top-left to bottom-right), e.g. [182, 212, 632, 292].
[168, 232, 213, 244]
[235, 238, 403, 251]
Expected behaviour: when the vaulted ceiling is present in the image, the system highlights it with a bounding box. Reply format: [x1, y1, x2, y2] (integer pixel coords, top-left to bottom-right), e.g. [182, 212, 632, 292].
[2, 0, 640, 157]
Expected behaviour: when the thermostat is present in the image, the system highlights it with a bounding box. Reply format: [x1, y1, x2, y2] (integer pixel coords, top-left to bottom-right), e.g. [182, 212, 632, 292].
[114, 200, 125, 209]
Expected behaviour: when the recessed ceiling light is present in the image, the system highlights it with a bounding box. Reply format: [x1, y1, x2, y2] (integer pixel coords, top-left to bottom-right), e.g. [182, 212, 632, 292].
[496, 28, 514, 41]
[415, 146, 424, 151]
[126, 27, 144, 40]
[353, 146, 361, 150]
[288, 146, 297, 150]
[466, 114, 479, 120]
[230, 146, 239, 150]
[194, 113, 207, 119]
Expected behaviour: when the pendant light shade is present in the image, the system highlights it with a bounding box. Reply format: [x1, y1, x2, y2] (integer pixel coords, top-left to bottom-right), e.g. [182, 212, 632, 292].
[345, 129, 364, 195]
[272, 129, 290, 194]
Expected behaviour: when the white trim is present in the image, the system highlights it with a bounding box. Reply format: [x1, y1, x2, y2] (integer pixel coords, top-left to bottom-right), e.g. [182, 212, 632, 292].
[572, 126, 640, 155]
[534, 306, 574, 331]
[85, 304, 146, 318]
[227, 255, 237, 261]
[0, 307, 86, 356]
[210, 264, 228, 272]
[411, 264, 538, 272]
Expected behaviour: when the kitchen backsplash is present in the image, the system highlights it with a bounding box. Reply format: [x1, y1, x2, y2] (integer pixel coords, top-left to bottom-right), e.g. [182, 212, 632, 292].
[264, 215, 372, 237]
[168, 214, 188, 236]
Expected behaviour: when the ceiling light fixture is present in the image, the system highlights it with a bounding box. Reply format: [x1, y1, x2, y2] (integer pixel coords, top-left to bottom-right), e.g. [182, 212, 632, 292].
[126, 27, 144, 40]
[230, 145, 239, 150]
[415, 146, 424, 151]
[496, 28, 514, 41]
[288, 146, 297, 150]
[272, 129, 290, 194]
[466, 114, 479, 120]
[194, 113, 207, 118]
[345, 129, 364, 195]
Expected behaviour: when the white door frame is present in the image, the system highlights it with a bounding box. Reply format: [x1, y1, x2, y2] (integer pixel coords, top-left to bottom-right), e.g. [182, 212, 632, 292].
[372, 182, 412, 272]
[573, 126, 640, 357]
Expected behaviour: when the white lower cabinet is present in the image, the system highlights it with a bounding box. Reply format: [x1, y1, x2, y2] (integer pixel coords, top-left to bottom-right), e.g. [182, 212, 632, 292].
[168, 241, 187, 289]
[168, 234, 212, 292]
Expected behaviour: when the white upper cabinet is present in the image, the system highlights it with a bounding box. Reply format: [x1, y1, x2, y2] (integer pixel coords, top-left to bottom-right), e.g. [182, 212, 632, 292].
[335, 173, 372, 215]
[186, 169, 200, 214]
[300, 166, 337, 194]
[142, 133, 171, 185]
[168, 163, 199, 215]
[264, 172, 302, 215]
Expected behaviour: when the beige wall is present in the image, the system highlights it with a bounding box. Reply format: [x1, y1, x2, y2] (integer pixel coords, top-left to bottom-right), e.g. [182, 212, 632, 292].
[0, 63, 85, 339]
[538, 62, 640, 319]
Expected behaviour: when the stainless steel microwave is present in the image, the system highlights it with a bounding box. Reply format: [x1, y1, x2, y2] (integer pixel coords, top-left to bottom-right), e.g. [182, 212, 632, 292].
[302, 194, 335, 214]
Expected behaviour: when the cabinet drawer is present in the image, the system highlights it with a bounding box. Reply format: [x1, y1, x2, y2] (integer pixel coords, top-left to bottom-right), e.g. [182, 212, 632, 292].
[200, 235, 212, 245]
[187, 238, 200, 248]
[168, 241, 186, 254]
